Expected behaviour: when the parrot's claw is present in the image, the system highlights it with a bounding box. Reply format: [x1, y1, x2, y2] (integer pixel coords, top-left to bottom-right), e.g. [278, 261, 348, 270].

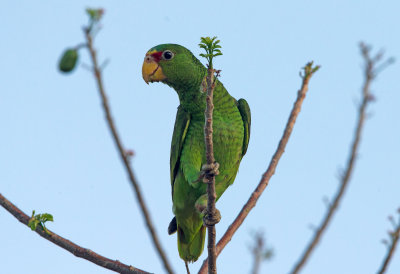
[203, 208, 221, 226]
[196, 162, 220, 183]
[202, 162, 220, 176]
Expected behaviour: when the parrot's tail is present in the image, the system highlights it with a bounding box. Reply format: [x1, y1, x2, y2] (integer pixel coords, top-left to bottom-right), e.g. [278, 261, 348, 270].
[177, 225, 206, 263]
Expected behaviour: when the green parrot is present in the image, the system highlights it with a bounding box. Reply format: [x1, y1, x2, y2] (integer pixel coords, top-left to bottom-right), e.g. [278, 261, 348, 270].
[142, 44, 251, 263]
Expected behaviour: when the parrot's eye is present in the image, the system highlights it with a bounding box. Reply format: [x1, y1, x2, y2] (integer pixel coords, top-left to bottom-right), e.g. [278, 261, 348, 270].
[162, 50, 174, 60]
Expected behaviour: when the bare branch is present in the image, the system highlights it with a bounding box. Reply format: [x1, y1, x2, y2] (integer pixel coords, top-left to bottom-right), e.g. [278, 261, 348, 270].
[83, 28, 174, 274]
[377, 208, 400, 274]
[198, 62, 320, 274]
[249, 231, 273, 274]
[0, 193, 149, 274]
[203, 68, 219, 274]
[289, 43, 394, 274]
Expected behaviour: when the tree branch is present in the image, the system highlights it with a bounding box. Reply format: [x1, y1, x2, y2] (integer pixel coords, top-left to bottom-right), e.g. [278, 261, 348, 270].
[0, 193, 150, 274]
[199, 36, 223, 274]
[83, 28, 174, 274]
[289, 43, 394, 274]
[198, 62, 320, 274]
[203, 68, 219, 274]
[377, 208, 400, 274]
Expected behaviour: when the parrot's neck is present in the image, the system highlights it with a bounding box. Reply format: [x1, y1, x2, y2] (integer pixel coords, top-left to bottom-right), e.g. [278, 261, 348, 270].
[172, 80, 235, 120]
[163, 69, 205, 115]
[176, 85, 206, 116]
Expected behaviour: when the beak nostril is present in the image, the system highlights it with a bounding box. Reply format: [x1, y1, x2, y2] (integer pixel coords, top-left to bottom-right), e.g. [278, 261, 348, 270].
[142, 54, 166, 83]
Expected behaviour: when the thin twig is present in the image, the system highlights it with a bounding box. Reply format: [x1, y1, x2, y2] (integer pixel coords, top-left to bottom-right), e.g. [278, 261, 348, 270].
[198, 62, 320, 274]
[250, 231, 273, 274]
[289, 43, 393, 274]
[204, 68, 219, 274]
[84, 28, 174, 274]
[0, 193, 149, 274]
[377, 208, 400, 274]
[251, 235, 263, 274]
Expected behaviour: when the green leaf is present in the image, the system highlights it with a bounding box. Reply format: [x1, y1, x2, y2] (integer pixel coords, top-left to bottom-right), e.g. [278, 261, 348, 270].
[86, 9, 96, 18]
[39, 213, 54, 222]
[28, 219, 39, 231]
[86, 8, 104, 21]
[263, 249, 274, 260]
[59, 48, 79, 73]
[28, 211, 54, 233]
[199, 36, 223, 69]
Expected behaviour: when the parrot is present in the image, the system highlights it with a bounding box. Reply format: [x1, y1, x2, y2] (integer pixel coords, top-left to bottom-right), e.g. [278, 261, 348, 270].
[142, 44, 251, 263]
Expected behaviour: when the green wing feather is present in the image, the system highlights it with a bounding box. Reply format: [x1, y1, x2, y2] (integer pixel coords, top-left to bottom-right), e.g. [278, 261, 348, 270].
[237, 98, 251, 156]
[170, 105, 190, 197]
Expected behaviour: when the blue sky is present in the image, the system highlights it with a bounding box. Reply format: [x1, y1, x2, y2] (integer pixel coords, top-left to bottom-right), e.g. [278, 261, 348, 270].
[1, 1, 399, 274]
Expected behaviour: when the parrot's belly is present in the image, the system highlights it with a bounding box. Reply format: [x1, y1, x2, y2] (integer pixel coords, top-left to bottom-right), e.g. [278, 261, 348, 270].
[175, 112, 244, 211]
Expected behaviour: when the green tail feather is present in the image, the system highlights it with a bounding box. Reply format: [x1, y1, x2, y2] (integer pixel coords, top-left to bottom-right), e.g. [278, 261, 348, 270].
[177, 225, 206, 262]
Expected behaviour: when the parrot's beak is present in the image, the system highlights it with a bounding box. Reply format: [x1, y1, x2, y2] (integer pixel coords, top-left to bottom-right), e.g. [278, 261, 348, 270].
[142, 52, 166, 84]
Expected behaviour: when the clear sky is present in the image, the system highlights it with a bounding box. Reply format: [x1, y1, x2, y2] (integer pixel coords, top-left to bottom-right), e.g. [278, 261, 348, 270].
[1, 1, 399, 274]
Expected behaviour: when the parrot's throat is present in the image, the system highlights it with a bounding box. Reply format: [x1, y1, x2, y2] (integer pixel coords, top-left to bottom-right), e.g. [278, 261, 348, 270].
[168, 81, 207, 115]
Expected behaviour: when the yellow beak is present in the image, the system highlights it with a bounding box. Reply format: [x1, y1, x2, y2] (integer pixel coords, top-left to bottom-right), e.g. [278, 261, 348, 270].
[142, 52, 166, 84]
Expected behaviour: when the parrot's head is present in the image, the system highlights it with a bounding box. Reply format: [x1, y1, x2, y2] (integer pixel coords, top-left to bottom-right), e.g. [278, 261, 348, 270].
[142, 44, 205, 90]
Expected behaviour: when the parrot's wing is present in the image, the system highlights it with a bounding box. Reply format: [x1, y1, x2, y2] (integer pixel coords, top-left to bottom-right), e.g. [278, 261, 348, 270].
[170, 105, 191, 196]
[237, 98, 251, 156]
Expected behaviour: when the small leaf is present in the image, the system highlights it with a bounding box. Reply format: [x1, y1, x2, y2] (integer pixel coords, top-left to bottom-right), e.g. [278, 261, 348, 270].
[263, 249, 274, 260]
[28, 219, 39, 231]
[28, 211, 54, 233]
[312, 65, 321, 73]
[86, 9, 96, 19]
[59, 48, 79, 73]
[199, 36, 223, 69]
[86, 8, 104, 21]
[40, 213, 54, 222]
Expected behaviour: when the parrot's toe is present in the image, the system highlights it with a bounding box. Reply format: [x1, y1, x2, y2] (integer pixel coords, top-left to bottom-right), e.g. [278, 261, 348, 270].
[202, 162, 220, 175]
[198, 162, 220, 183]
[203, 208, 221, 226]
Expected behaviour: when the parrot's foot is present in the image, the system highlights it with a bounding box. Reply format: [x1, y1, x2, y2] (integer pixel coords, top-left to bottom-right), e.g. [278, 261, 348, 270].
[168, 216, 177, 235]
[196, 162, 220, 183]
[203, 208, 221, 227]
